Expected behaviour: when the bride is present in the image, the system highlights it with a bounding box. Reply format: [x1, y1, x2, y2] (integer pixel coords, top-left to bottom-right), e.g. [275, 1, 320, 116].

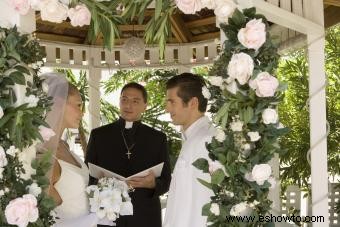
[40, 73, 111, 227]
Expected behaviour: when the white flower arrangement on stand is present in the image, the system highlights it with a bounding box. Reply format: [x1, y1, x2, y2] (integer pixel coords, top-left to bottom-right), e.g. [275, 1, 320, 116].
[86, 177, 133, 223]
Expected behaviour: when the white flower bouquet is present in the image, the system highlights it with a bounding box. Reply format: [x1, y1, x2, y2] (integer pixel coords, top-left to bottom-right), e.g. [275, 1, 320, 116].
[86, 177, 133, 222]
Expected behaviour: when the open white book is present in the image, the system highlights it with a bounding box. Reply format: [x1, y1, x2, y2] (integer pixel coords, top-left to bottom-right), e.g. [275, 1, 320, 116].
[88, 162, 164, 181]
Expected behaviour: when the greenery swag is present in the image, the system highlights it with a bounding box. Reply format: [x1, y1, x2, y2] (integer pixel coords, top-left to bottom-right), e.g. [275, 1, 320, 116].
[193, 8, 289, 226]
[0, 26, 56, 226]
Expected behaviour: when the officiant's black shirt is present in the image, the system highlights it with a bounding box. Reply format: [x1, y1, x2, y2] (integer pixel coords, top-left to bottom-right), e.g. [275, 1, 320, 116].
[85, 118, 171, 227]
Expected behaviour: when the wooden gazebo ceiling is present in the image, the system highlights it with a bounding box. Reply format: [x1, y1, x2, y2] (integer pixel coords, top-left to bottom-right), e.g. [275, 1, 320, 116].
[35, 1, 340, 46]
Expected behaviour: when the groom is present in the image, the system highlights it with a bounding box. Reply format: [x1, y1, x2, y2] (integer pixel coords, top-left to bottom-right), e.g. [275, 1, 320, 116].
[85, 82, 171, 227]
[163, 73, 215, 227]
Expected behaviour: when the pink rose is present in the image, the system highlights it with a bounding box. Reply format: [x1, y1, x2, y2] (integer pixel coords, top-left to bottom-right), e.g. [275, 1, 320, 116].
[5, 194, 39, 227]
[214, 0, 236, 24]
[249, 72, 279, 97]
[227, 52, 254, 85]
[40, 0, 68, 23]
[68, 4, 91, 27]
[175, 0, 202, 14]
[238, 18, 266, 50]
[39, 126, 56, 141]
[7, 0, 30, 15]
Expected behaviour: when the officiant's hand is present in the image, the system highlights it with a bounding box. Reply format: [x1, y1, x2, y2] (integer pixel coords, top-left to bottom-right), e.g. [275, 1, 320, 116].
[127, 171, 156, 189]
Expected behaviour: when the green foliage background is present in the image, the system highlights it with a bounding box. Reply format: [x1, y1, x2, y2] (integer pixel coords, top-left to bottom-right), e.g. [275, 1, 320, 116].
[278, 25, 340, 192]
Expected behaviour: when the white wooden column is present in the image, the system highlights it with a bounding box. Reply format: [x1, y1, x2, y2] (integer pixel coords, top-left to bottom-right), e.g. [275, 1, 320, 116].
[305, 1, 329, 225]
[88, 59, 102, 130]
[0, 1, 35, 33]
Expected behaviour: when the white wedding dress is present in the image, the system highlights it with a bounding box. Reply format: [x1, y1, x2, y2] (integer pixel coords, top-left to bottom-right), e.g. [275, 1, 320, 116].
[53, 150, 99, 227]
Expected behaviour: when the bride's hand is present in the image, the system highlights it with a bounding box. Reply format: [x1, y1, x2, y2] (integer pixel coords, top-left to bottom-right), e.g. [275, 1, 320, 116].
[127, 171, 156, 189]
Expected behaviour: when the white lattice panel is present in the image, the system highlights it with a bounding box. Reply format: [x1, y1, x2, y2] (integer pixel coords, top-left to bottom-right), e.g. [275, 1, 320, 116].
[329, 183, 340, 226]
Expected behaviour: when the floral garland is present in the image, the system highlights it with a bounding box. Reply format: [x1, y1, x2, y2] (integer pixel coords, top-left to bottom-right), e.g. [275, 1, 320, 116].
[7, 0, 122, 50]
[175, 3, 289, 226]
[0, 26, 56, 227]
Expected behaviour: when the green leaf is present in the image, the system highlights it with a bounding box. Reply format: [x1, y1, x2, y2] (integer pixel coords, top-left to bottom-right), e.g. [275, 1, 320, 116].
[243, 7, 256, 18]
[211, 169, 225, 184]
[214, 102, 230, 127]
[241, 106, 254, 124]
[192, 158, 209, 172]
[202, 203, 211, 216]
[197, 178, 212, 190]
[14, 65, 30, 75]
[230, 9, 246, 27]
[10, 70, 26, 85]
[155, 0, 162, 20]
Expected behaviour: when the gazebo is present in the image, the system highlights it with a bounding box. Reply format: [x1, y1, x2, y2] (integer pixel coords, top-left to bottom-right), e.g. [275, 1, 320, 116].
[1, 0, 338, 226]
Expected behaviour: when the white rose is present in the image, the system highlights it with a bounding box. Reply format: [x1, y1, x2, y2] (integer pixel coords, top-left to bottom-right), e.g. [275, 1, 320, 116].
[225, 79, 238, 94]
[247, 131, 261, 142]
[5, 194, 39, 227]
[214, 128, 226, 142]
[0, 167, 4, 179]
[208, 76, 224, 88]
[202, 86, 211, 99]
[249, 72, 279, 97]
[7, 0, 31, 15]
[225, 190, 234, 197]
[120, 201, 133, 215]
[39, 126, 56, 141]
[230, 120, 243, 132]
[227, 53, 254, 85]
[0, 146, 8, 167]
[24, 95, 39, 108]
[40, 0, 68, 23]
[237, 18, 266, 50]
[0, 105, 4, 119]
[262, 108, 278, 124]
[29, 0, 42, 10]
[210, 203, 220, 216]
[230, 202, 252, 216]
[242, 143, 251, 151]
[26, 183, 42, 197]
[201, 0, 216, 9]
[214, 0, 236, 24]
[68, 4, 91, 27]
[6, 146, 19, 157]
[251, 164, 272, 185]
[175, 0, 202, 14]
[0, 189, 4, 196]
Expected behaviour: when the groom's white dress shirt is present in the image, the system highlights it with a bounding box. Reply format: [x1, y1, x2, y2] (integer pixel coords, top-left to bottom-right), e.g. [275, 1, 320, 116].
[164, 116, 215, 227]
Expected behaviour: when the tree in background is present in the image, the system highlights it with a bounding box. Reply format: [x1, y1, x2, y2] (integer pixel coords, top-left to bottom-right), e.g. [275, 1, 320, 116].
[277, 25, 339, 193]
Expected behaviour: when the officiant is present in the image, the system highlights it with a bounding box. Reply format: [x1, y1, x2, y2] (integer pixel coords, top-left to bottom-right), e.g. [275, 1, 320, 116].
[85, 82, 171, 227]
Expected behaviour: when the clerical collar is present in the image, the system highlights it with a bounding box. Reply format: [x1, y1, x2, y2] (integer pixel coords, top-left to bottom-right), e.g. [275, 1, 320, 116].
[118, 117, 141, 129]
[181, 116, 210, 141]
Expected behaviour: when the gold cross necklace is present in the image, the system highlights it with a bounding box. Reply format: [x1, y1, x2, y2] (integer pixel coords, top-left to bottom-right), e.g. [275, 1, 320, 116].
[121, 130, 135, 159]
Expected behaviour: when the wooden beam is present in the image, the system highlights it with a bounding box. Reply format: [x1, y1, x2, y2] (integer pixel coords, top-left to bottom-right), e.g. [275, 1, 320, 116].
[324, 0, 340, 7]
[192, 31, 220, 42]
[324, 5, 340, 27]
[35, 32, 85, 44]
[36, 19, 88, 31]
[170, 13, 193, 43]
[118, 24, 146, 31]
[186, 16, 216, 29]
[238, 0, 324, 35]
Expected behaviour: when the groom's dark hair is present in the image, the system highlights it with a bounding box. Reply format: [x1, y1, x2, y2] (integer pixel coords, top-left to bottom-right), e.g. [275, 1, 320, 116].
[166, 73, 207, 112]
[121, 82, 148, 103]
